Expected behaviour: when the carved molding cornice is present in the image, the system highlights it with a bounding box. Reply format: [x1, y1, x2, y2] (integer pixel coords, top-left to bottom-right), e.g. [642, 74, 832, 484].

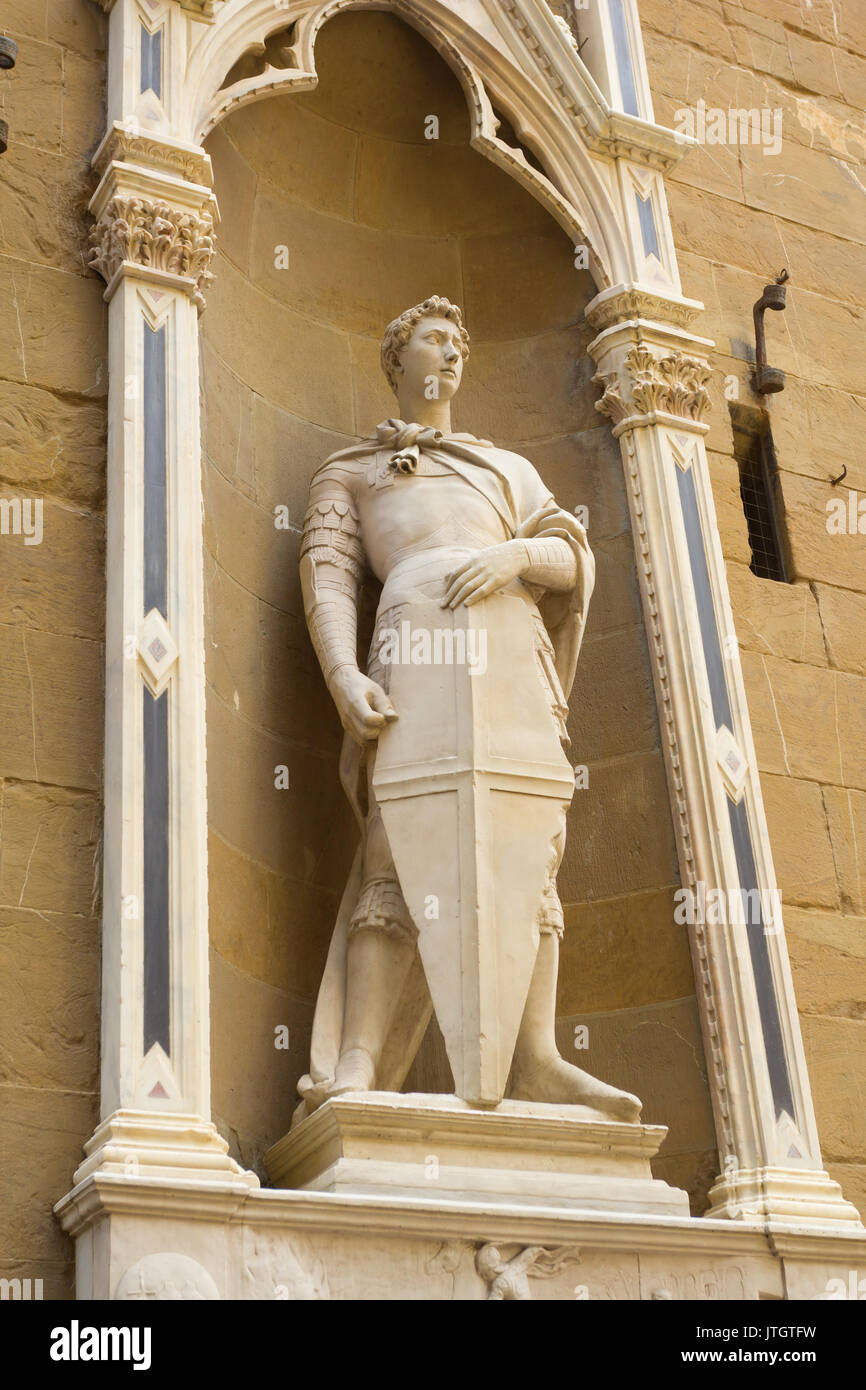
[93, 124, 214, 188]
[177, 0, 225, 14]
[585, 285, 705, 333]
[585, 112, 695, 171]
[93, 0, 224, 12]
[89, 196, 216, 309]
[594, 346, 712, 429]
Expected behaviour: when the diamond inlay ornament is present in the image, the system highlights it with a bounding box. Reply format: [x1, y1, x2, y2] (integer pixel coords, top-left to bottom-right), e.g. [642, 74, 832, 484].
[715, 723, 748, 802]
[138, 608, 178, 697]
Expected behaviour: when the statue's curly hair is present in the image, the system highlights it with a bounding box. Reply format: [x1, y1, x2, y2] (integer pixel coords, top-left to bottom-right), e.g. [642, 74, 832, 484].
[380, 296, 470, 395]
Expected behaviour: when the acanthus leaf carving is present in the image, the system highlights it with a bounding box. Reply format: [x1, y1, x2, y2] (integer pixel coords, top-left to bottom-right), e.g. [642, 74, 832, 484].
[594, 347, 712, 426]
[655, 351, 712, 421]
[627, 345, 668, 415]
[592, 370, 630, 425]
[89, 197, 216, 310]
[628, 346, 711, 421]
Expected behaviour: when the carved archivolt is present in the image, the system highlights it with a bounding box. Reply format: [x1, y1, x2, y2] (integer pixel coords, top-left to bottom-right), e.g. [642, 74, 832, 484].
[594, 347, 711, 426]
[89, 197, 216, 309]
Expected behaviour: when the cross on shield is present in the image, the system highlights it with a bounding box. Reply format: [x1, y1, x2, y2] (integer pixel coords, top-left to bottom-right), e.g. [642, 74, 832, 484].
[373, 591, 575, 1106]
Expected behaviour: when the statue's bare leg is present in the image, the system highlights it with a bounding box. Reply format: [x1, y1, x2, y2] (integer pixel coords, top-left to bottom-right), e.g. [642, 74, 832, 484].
[509, 933, 642, 1122]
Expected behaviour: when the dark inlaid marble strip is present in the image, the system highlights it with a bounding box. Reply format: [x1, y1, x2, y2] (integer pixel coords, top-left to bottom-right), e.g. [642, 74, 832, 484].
[676, 463, 733, 732]
[728, 796, 795, 1120]
[140, 25, 162, 99]
[636, 194, 661, 260]
[143, 322, 167, 618]
[142, 686, 170, 1056]
[142, 315, 170, 1057]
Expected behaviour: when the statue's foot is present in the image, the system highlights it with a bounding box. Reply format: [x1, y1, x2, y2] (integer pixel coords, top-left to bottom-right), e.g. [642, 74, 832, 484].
[330, 1046, 376, 1095]
[509, 1052, 642, 1123]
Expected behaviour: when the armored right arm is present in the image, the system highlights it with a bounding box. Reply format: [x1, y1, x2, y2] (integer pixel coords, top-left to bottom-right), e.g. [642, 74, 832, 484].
[299, 471, 365, 689]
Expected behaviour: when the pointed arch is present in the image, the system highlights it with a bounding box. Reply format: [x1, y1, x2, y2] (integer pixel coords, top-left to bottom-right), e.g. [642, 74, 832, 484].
[181, 0, 631, 289]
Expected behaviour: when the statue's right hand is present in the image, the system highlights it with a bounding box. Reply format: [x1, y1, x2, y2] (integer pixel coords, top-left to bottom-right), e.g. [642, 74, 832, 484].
[330, 668, 397, 744]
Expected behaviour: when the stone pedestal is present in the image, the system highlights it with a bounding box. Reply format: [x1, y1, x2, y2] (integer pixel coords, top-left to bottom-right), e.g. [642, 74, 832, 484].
[55, 1092, 866, 1299]
[265, 1092, 690, 1217]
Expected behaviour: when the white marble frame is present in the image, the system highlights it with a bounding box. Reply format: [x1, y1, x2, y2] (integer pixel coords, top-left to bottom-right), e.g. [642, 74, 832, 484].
[73, 0, 861, 1236]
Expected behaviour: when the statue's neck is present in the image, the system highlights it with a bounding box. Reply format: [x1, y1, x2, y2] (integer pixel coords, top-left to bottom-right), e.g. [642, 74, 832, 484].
[395, 391, 453, 432]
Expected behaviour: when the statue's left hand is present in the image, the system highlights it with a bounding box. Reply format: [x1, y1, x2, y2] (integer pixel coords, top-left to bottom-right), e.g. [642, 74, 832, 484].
[442, 543, 527, 608]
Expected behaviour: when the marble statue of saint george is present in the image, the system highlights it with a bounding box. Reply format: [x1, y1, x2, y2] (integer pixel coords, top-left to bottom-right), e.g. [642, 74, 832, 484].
[295, 295, 640, 1125]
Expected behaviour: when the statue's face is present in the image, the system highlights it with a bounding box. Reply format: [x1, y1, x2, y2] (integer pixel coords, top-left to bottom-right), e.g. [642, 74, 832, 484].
[397, 315, 464, 399]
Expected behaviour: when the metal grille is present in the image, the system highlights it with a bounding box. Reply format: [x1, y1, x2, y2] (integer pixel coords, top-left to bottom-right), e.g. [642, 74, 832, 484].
[732, 414, 788, 583]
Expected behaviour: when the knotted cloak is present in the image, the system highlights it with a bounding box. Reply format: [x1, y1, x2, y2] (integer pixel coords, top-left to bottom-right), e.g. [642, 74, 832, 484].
[294, 421, 595, 1120]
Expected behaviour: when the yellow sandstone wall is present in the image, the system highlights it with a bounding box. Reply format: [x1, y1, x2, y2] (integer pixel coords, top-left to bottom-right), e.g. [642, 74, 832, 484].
[641, 0, 866, 1216]
[201, 11, 714, 1202]
[0, 3, 107, 1299]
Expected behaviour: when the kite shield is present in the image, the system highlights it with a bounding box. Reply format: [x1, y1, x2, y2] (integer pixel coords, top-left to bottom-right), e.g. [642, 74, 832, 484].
[372, 592, 575, 1106]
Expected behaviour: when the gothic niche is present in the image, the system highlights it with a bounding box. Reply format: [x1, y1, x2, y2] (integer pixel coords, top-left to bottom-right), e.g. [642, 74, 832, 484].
[199, 9, 713, 1206]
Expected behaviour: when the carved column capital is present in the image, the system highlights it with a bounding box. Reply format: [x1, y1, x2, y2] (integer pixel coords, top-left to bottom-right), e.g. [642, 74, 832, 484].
[591, 371, 630, 426]
[592, 344, 712, 434]
[88, 137, 218, 310]
[586, 281, 714, 435]
[626, 345, 712, 420]
[89, 196, 216, 309]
